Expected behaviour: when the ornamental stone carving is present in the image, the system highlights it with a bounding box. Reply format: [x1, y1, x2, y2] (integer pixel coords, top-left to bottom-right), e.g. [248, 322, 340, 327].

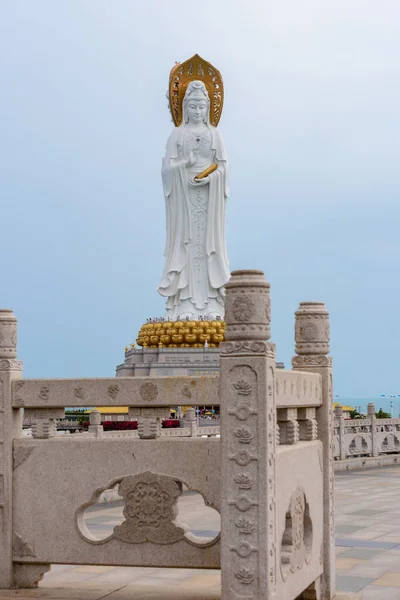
[0, 359, 22, 371]
[233, 380, 252, 395]
[281, 488, 312, 581]
[113, 471, 185, 544]
[234, 473, 253, 490]
[139, 382, 158, 402]
[107, 384, 119, 399]
[234, 426, 253, 444]
[234, 566, 254, 584]
[232, 295, 255, 322]
[0, 310, 17, 358]
[294, 302, 330, 355]
[349, 434, 369, 454]
[224, 270, 271, 341]
[221, 341, 275, 357]
[235, 517, 255, 534]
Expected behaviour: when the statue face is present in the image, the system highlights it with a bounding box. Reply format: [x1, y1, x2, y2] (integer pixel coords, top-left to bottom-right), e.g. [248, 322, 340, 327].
[186, 98, 207, 124]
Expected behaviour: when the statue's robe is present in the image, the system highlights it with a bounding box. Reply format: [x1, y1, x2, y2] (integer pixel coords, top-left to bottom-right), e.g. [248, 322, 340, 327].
[157, 125, 230, 315]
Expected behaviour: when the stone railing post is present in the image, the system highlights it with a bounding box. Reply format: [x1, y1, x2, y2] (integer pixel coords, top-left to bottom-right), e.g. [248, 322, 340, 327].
[0, 310, 23, 587]
[88, 410, 103, 437]
[335, 406, 346, 461]
[368, 403, 378, 457]
[292, 302, 335, 599]
[220, 270, 277, 600]
[185, 407, 198, 437]
[129, 407, 170, 439]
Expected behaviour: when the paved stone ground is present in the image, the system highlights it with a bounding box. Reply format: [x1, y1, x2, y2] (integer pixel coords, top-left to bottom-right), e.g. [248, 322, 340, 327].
[335, 466, 400, 599]
[2, 466, 400, 599]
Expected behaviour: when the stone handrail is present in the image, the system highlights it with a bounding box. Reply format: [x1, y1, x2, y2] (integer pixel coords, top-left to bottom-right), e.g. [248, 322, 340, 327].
[334, 404, 400, 462]
[12, 375, 219, 408]
[275, 369, 322, 408]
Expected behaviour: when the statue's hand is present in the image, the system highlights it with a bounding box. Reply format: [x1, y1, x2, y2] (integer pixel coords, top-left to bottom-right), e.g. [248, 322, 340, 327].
[188, 176, 210, 187]
[186, 151, 197, 168]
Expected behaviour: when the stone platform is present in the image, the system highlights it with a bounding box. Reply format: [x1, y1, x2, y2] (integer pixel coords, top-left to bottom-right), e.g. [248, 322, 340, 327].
[116, 346, 285, 377]
[116, 346, 220, 377]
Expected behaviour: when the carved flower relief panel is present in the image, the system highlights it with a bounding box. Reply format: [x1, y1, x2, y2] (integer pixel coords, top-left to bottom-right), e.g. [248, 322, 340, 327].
[0, 322, 17, 349]
[382, 433, 400, 452]
[232, 295, 255, 322]
[348, 434, 370, 455]
[295, 316, 330, 344]
[280, 488, 312, 582]
[230, 366, 257, 408]
[228, 363, 260, 594]
[77, 471, 220, 547]
[114, 472, 183, 544]
[139, 382, 158, 402]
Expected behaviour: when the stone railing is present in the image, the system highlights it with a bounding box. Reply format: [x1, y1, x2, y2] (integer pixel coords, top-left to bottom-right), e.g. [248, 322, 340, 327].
[0, 271, 335, 599]
[334, 403, 400, 470]
[78, 410, 220, 439]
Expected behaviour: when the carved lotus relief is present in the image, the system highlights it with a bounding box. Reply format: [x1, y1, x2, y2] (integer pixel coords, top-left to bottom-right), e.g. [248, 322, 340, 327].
[234, 473, 253, 490]
[234, 426, 253, 444]
[235, 517, 255, 534]
[234, 566, 254, 584]
[233, 379, 252, 396]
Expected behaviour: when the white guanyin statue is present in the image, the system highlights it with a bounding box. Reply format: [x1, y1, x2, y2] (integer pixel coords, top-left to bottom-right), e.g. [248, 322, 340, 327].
[157, 56, 230, 320]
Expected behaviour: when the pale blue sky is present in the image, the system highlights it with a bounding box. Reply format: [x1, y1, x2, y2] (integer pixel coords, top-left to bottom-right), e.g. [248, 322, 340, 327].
[1, 1, 399, 398]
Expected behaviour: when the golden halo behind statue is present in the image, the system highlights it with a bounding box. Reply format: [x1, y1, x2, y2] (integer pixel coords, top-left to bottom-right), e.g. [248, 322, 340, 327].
[169, 54, 224, 128]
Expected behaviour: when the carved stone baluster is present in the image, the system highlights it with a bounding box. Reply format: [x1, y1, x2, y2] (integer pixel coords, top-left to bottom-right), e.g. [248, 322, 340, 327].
[184, 407, 198, 437]
[335, 406, 346, 460]
[25, 408, 65, 439]
[368, 403, 378, 457]
[220, 270, 276, 600]
[129, 407, 169, 439]
[298, 407, 318, 441]
[292, 301, 334, 599]
[277, 408, 300, 444]
[88, 409, 103, 437]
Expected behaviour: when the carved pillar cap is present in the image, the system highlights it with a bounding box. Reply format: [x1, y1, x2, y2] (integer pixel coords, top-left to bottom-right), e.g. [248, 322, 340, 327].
[367, 403, 375, 415]
[294, 301, 329, 355]
[224, 270, 271, 341]
[0, 309, 17, 359]
[335, 406, 343, 416]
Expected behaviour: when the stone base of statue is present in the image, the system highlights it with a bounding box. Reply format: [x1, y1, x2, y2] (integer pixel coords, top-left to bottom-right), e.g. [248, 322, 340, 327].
[116, 344, 284, 378]
[116, 345, 220, 378]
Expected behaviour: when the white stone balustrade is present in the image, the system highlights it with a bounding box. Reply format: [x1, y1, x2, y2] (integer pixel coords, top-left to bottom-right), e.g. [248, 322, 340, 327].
[333, 403, 400, 464]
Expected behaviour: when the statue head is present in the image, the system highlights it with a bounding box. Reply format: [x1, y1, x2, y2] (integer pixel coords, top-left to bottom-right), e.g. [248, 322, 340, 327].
[182, 80, 210, 126]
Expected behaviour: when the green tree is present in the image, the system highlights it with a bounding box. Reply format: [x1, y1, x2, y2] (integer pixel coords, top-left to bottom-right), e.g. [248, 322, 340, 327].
[376, 408, 392, 419]
[348, 409, 364, 419]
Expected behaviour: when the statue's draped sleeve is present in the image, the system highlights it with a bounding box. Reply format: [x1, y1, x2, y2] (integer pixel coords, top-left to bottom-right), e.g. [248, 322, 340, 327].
[159, 128, 191, 296]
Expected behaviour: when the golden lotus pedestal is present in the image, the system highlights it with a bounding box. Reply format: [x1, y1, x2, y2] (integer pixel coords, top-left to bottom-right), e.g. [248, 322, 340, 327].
[136, 320, 226, 349]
